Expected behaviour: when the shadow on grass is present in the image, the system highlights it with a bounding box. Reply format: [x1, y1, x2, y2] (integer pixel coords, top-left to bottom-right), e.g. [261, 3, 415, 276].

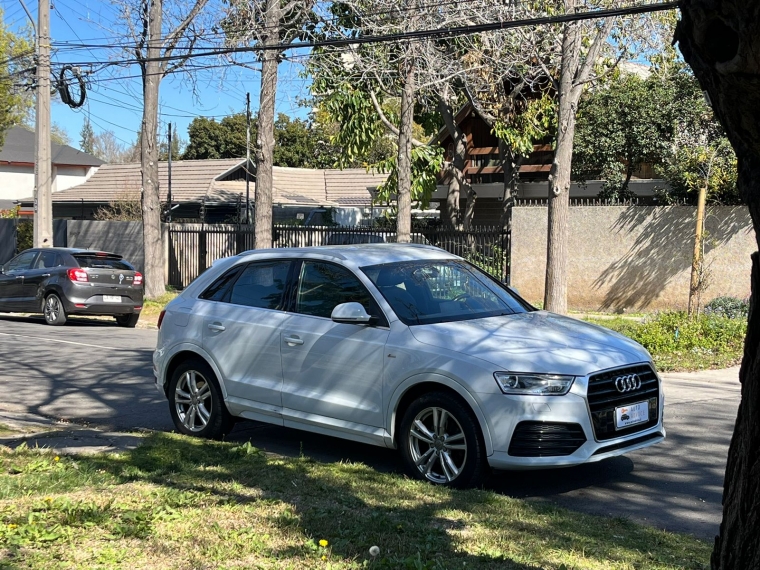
[1, 432, 704, 570]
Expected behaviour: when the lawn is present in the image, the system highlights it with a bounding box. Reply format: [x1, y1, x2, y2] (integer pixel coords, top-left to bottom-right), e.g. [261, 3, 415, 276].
[0, 433, 710, 570]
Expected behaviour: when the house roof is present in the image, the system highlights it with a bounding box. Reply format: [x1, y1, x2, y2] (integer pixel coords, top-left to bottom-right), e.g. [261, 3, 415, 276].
[0, 126, 104, 167]
[22, 159, 388, 207]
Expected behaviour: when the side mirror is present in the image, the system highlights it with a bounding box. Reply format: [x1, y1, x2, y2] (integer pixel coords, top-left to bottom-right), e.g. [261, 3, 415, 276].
[331, 302, 373, 325]
[0, 264, 5, 275]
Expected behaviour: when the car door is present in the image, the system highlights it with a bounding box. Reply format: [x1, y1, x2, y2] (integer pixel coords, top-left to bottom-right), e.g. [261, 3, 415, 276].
[200, 259, 294, 424]
[0, 251, 38, 311]
[21, 250, 62, 311]
[280, 260, 390, 432]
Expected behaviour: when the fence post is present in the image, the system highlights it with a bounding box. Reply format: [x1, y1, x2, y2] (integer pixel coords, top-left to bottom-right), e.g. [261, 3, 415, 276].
[198, 230, 207, 275]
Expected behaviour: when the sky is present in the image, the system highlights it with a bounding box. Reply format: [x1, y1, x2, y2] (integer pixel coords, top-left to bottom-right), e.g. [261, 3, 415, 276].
[1, 0, 312, 152]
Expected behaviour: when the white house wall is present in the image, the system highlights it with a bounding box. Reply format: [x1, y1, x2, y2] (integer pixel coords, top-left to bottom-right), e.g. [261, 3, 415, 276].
[0, 164, 98, 202]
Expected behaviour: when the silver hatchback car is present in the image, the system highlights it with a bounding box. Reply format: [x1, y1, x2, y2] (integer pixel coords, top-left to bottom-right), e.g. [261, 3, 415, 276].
[154, 244, 664, 487]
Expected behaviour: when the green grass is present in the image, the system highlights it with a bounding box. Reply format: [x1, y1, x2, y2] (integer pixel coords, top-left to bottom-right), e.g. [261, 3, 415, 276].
[585, 312, 746, 372]
[0, 434, 710, 569]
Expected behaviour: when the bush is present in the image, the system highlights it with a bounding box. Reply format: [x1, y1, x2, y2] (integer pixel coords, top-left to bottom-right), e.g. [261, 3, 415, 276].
[591, 311, 746, 371]
[704, 296, 749, 320]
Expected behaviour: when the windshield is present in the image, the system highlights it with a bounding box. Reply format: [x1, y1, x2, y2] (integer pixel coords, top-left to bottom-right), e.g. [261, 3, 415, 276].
[362, 260, 530, 325]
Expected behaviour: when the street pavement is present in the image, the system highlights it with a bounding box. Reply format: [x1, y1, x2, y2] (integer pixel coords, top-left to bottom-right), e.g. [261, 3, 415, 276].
[0, 315, 741, 541]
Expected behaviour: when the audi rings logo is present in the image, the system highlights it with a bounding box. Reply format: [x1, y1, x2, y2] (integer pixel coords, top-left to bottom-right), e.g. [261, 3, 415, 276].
[615, 374, 642, 393]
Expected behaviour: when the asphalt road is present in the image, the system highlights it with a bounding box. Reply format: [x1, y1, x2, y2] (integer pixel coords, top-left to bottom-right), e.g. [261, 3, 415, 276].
[0, 315, 740, 541]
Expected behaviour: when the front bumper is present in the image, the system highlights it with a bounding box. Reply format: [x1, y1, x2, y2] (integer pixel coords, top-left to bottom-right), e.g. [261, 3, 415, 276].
[478, 382, 665, 470]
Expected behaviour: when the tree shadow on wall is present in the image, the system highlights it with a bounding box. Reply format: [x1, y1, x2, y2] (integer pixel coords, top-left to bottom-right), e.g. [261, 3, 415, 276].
[592, 206, 750, 311]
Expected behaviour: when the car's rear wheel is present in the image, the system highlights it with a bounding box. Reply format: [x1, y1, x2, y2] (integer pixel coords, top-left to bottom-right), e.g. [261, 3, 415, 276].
[43, 293, 67, 326]
[115, 313, 140, 328]
[168, 358, 233, 439]
[399, 392, 486, 488]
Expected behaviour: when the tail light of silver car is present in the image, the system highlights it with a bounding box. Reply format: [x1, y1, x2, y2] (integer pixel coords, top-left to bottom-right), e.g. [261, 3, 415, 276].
[67, 268, 89, 283]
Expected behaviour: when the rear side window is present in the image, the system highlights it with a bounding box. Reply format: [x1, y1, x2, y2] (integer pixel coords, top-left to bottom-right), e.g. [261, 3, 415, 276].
[200, 266, 243, 302]
[75, 256, 133, 270]
[229, 261, 292, 310]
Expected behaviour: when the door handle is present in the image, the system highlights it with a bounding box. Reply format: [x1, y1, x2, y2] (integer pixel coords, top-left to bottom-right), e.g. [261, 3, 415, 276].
[42, 274, 50, 278]
[15, 276, 23, 280]
[283, 335, 304, 346]
[207, 323, 226, 332]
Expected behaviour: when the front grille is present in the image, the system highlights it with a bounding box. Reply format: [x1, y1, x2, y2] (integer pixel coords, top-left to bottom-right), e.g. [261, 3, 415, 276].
[587, 364, 660, 441]
[508, 421, 587, 457]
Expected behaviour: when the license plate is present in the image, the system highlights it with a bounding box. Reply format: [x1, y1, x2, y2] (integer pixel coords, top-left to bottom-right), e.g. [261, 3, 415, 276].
[615, 401, 649, 429]
[103, 295, 121, 303]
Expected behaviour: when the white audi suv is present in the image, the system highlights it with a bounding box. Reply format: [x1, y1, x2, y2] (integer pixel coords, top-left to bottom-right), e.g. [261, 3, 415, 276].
[153, 244, 665, 487]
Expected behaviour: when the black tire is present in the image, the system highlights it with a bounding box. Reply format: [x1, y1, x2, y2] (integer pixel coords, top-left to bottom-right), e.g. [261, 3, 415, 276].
[399, 391, 486, 488]
[43, 293, 67, 326]
[115, 313, 140, 328]
[168, 358, 234, 439]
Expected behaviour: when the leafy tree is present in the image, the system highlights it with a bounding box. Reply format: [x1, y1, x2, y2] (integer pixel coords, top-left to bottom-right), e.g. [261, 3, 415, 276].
[80, 117, 95, 154]
[0, 11, 33, 146]
[573, 71, 677, 199]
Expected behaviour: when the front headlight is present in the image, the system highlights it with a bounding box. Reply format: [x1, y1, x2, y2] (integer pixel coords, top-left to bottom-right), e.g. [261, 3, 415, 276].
[493, 372, 575, 396]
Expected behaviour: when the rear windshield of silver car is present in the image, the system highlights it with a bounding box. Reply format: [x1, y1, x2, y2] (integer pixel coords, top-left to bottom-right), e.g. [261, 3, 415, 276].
[74, 256, 134, 270]
[361, 260, 529, 325]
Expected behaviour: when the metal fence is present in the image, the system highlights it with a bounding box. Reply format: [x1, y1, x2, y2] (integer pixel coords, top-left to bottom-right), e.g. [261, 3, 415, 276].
[168, 224, 509, 288]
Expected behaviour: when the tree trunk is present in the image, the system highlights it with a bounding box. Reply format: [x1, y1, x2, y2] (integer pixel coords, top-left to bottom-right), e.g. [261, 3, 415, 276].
[545, 20, 582, 315]
[254, 0, 280, 250]
[676, 3, 760, 568]
[688, 182, 707, 315]
[396, 59, 414, 244]
[140, 0, 164, 299]
[499, 141, 522, 232]
[438, 92, 469, 229]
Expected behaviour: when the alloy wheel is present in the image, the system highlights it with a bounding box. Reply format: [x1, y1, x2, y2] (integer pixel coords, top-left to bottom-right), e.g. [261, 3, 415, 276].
[45, 296, 60, 323]
[174, 370, 213, 432]
[408, 406, 468, 484]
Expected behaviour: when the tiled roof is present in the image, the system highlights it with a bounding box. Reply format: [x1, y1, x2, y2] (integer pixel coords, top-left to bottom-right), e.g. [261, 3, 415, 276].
[0, 126, 104, 167]
[28, 159, 388, 207]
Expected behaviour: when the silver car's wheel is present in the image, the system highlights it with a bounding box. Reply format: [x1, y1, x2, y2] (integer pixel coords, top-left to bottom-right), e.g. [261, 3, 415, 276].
[408, 406, 468, 484]
[174, 370, 213, 432]
[43, 294, 67, 326]
[168, 358, 234, 439]
[400, 392, 486, 488]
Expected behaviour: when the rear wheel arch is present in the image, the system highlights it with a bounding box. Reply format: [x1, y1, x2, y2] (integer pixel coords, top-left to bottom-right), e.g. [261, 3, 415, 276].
[163, 348, 227, 399]
[390, 377, 492, 456]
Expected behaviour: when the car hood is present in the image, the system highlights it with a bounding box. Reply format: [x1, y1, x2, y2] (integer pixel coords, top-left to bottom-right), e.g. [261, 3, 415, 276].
[409, 311, 650, 376]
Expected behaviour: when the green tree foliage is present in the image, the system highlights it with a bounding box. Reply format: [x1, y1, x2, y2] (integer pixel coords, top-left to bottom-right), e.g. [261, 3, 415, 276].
[159, 123, 186, 160]
[573, 71, 678, 199]
[183, 114, 248, 159]
[0, 12, 33, 146]
[80, 117, 95, 154]
[572, 65, 739, 204]
[654, 71, 739, 205]
[182, 111, 347, 168]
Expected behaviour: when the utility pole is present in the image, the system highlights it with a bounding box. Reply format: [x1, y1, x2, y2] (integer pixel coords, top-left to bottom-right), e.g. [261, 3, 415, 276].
[34, 0, 52, 248]
[167, 122, 173, 224]
[245, 92, 251, 225]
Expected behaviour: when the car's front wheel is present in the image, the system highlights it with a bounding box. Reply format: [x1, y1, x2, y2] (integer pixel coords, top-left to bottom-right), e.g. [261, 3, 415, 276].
[399, 392, 486, 488]
[168, 358, 234, 439]
[115, 313, 139, 328]
[43, 293, 67, 326]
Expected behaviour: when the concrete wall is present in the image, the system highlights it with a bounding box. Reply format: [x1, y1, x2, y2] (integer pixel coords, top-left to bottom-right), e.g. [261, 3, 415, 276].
[67, 220, 145, 273]
[512, 205, 756, 311]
